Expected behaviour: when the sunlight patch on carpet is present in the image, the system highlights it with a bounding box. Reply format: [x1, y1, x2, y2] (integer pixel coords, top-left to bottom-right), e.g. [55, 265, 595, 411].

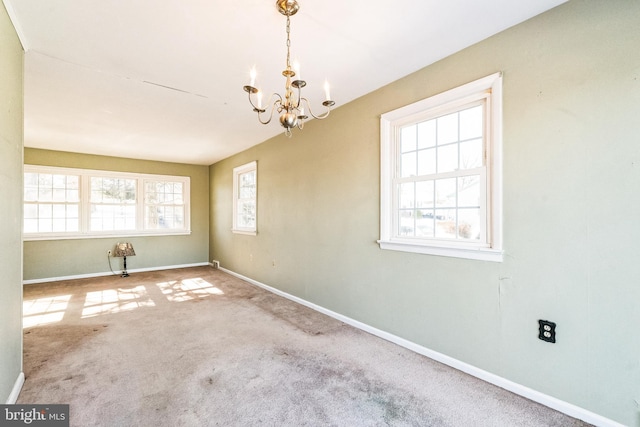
[23, 294, 72, 328]
[157, 278, 224, 302]
[82, 286, 155, 318]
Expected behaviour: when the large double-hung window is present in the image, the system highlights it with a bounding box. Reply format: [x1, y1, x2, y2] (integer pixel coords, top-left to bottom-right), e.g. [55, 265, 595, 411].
[379, 73, 503, 261]
[24, 165, 190, 240]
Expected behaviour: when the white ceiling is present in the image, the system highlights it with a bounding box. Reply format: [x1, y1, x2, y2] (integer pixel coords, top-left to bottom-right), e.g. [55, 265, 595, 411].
[4, 0, 566, 165]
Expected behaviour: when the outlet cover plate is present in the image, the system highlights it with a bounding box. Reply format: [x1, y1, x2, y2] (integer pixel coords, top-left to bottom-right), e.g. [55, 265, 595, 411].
[538, 319, 556, 343]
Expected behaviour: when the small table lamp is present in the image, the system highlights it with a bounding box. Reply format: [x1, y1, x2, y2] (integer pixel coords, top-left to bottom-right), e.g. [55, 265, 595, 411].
[114, 242, 136, 277]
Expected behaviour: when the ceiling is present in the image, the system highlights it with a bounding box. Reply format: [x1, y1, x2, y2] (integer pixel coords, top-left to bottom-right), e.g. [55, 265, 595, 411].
[4, 0, 566, 166]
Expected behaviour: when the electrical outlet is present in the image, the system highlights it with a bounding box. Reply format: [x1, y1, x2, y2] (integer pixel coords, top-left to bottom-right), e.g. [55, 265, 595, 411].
[212, 260, 220, 269]
[107, 249, 112, 256]
[538, 320, 556, 343]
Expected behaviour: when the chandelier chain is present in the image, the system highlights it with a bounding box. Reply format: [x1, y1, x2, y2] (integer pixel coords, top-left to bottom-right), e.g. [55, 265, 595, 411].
[286, 15, 291, 70]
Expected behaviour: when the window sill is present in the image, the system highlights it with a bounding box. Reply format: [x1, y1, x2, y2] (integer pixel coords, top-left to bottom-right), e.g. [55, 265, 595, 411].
[232, 229, 257, 236]
[24, 230, 192, 241]
[378, 239, 503, 262]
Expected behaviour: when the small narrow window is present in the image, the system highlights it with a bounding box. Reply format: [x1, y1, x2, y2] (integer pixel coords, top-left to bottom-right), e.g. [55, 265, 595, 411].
[232, 161, 257, 235]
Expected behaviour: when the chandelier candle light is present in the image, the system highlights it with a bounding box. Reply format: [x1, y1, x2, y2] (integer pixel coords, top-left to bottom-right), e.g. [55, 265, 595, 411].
[243, 0, 335, 137]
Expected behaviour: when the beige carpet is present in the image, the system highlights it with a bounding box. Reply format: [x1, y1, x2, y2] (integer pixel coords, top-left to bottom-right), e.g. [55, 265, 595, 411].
[19, 266, 591, 426]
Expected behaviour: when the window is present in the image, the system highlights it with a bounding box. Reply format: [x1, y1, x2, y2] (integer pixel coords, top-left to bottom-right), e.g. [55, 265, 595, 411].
[379, 73, 503, 261]
[24, 165, 190, 240]
[90, 177, 136, 231]
[24, 171, 80, 233]
[144, 180, 186, 230]
[232, 161, 257, 235]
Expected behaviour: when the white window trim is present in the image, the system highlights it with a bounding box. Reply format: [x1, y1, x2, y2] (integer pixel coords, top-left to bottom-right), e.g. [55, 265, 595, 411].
[24, 165, 191, 241]
[232, 161, 257, 236]
[378, 72, 503, 262]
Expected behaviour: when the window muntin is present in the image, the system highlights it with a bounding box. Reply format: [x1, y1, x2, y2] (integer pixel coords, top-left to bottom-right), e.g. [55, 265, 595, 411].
[24, 165, 190, 240]
[232, 161, 257, 235]
[379, 73, 502, 262]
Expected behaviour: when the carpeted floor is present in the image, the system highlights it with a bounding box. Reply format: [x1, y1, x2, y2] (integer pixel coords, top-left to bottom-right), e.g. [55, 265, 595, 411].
[19, 266, 591, 426]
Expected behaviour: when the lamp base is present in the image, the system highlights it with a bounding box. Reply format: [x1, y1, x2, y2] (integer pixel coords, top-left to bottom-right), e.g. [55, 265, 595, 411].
[121, 255, 130, 278]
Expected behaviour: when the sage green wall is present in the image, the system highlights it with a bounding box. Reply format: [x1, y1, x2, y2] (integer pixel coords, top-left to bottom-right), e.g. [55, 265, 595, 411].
[211, 1, 640, 425]
[0, 3, 24, 402]
[24, 148, 209, 281]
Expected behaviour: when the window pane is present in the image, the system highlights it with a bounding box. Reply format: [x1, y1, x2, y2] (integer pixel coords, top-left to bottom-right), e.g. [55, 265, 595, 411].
[24, 204, 37, 218]
[401, 152, 417, 177]
[459, 105, 483, 141]
[458, 175, 480, 207]
[437, 112, 458, 145]
[398, 210, 414, 236]
[437, 144, 458, 173]
[67, 205, 79, 219]
[52, 204, 66, 218]
[38, 204, 52, 218]
[24, 219, 38, 233]
[460, 138, 483, 170]
[415, 181, 434, 208]
[39, 187, 52, 202]
[67, 189, 79, 202]
[52, 218, 66, 232]
[415, 211, 434, 237]
[38, 218, 52, 233]
[401, 125, 417, 153]
[458, 208, 481, 240]
[52, 188, 66, 202]
[399, 182, 415, 209]
[67, 175, 79, 189]
[38, 174, 52, 187]
[435, 178, 456, 208]
[25, 173, 38, 186]
[66, 218, 79, 231]
[24, 188, 38, 202]
[435, 209, 456, 239]
[417, 120, 436, 149]
[239, 172, 256, 200]
[417, 149, 436, 176]
[237, 200, 256, 228]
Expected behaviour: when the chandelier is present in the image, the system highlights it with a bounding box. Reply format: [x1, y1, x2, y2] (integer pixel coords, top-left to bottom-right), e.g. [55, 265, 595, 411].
[242, 0, 335, 137]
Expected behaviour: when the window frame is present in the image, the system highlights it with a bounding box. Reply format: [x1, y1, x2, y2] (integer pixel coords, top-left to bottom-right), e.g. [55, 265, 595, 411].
[232, 161, 258, 235]
[23, 165, 191, 241]
[379, 73, 503, 262]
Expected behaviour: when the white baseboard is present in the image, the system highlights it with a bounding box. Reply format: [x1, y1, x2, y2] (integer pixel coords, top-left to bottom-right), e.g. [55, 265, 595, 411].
[6, 372, 24, 404]
[219, 266, 624, 427]
[23, 262, 211, 285]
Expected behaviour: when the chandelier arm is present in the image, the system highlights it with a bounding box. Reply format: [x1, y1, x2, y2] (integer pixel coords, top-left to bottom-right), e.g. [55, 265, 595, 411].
[246, 91, 282, 111]
[256, 97, 283, 125]
[299, 97, 332, 120]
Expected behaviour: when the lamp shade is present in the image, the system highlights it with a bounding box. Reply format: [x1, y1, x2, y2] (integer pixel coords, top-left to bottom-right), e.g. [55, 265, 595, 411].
[114, 242, 135, 257]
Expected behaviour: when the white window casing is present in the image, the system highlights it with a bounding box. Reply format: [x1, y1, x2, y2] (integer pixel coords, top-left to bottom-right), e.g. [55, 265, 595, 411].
[379, 73, 503, 262]
[24, 165, 191, 241]
[232, 161, 257, 235]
